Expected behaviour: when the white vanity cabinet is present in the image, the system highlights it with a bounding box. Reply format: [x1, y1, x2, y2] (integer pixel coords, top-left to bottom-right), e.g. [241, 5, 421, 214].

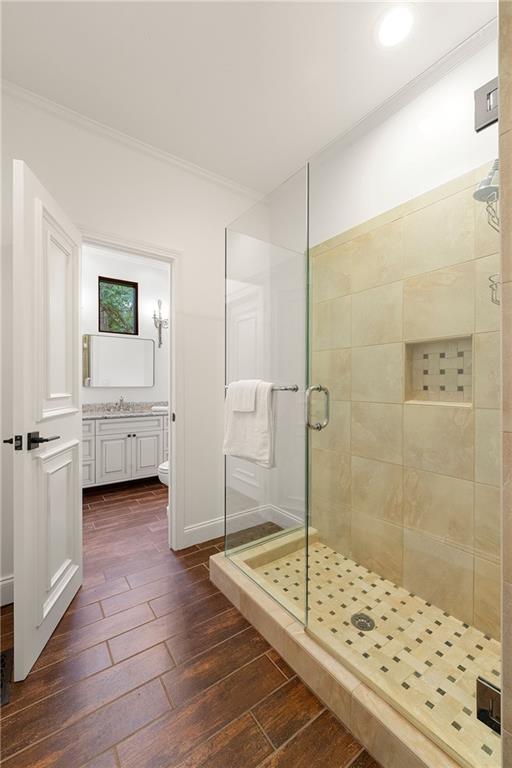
[82, 415, 168, 487]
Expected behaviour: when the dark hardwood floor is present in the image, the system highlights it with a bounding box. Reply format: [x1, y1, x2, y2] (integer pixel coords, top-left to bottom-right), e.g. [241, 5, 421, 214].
[0, 478, 380, 768]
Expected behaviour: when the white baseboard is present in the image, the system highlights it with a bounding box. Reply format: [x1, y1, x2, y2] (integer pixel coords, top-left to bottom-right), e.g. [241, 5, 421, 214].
[0, 574, 14, 606]
[181, 505, 304, 549]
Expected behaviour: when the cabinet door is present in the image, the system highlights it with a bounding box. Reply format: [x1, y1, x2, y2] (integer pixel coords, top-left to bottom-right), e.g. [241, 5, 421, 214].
[132, 430, 162, 479]
[96, 433, 132, 485]
[82, 461, 96, 487]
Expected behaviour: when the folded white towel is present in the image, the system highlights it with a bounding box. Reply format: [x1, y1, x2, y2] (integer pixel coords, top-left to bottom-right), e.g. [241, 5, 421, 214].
[228, 379, 261, 412]
[223, 381, 275, 467]
[151, 406, 168, 413]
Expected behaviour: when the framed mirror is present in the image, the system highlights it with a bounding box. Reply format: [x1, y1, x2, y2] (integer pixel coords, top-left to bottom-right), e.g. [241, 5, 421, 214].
[83, 334, 154, 387]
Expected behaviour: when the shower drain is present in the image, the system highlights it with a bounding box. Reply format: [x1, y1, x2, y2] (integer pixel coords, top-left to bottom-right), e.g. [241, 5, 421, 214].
[351, 612, 375, 632]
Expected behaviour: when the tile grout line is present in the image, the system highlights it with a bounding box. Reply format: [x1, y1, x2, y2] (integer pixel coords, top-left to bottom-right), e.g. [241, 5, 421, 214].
[2, 671, 175, 762]
[251, 707, 330, 768]
[83, 655, 296, 768]
[249, 709, 278, 752]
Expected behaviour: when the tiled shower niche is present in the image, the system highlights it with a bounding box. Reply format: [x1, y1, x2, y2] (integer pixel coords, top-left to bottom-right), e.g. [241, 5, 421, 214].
[406, 337, 473, 403]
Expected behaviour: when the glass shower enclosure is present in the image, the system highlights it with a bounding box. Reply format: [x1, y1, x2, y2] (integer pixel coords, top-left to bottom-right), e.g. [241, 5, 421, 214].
[224, 123, 501, 768]
[224, 164, 310, 626]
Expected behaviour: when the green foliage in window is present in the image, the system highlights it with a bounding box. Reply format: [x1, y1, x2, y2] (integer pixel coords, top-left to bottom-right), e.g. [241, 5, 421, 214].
[99, 278, 138, 334]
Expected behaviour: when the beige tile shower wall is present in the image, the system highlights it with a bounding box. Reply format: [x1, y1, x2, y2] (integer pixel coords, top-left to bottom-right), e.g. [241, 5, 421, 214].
[310, 162, 501, 640]
[500, 0, 512, 758]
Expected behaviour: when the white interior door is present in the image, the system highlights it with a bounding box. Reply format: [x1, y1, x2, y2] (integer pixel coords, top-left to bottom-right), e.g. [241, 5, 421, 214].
[12, 160, 82, 680]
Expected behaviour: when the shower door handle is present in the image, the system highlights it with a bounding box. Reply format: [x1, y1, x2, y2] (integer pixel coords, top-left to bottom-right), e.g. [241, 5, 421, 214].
[305, 385, 330, 431]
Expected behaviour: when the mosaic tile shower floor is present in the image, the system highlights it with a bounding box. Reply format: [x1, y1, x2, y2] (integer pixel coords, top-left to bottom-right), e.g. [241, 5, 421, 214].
[249, 541, 501, 768]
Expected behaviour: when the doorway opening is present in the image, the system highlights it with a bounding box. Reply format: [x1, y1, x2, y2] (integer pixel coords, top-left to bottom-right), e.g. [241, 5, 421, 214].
[81, 242, 173, 545]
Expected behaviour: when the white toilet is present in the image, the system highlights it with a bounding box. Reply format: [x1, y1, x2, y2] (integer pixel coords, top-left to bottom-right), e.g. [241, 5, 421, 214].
[158, 460, 169, 486]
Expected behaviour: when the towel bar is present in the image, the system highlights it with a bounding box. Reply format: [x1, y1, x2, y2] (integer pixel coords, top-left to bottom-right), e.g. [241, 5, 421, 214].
[224, 384, 299, 392]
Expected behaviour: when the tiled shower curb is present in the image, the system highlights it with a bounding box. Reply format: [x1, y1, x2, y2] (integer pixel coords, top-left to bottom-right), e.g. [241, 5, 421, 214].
[210, 552, 461, 768]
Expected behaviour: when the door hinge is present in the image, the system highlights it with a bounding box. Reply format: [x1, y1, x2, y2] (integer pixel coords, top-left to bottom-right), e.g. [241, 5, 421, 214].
[476, 676, 501, 734]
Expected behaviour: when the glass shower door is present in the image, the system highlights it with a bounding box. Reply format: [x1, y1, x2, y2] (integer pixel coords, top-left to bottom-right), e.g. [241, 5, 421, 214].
[224, 165, 312, 625]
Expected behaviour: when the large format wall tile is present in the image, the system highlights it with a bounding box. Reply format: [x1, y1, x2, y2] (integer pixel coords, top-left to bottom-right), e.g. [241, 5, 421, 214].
[310, 162, 503, 654]
[311, 448, 351, 509]
[312, 400, 350, 453]
[475, 252, 501, 332]
[474, 174, 501, 259]
[351, 343, 403, 404]
[351, 282, 403, 346]
[403, 261, 474, 341]
[501, 0, 512, 135]
[350, 218, 403, 292]
[474, 556, 501, 639]
[502, 130, 512, 283]
[403, 468, 473, 548]
[351, 402, 403, 464]
[403, 188, 474, 277]
[351, 455, 403, 524]
[404, 403, 474, 481]
[475, 408, 501, 486]
[314, 296, 351, 350]
[403, 529, 473, 625]
[474, 483, 501, 562]
[474, 331, 501, 409]
[312, 349, 351, 401]
[312, 243, 352, 303]
[310, 496, 351, 555]
[351, 514, 403, 585]
[503, 282, 512, 432]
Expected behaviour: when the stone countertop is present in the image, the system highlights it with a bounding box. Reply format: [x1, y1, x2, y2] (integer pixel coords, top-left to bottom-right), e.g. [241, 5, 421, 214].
[83, 411, 168, 420]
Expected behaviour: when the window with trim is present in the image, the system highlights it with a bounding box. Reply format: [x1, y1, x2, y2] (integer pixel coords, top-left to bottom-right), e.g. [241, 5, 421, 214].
[98, 276, 139, 335]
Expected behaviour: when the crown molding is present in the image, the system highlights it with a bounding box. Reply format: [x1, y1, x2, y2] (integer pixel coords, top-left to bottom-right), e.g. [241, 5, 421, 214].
[78, 226, 183, 263]
[310, 18, 498, 166]
[2, 80, 262, 201]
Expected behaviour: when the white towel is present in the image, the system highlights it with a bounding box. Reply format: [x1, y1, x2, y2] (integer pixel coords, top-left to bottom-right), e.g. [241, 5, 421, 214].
[228, 379, 261, 412]
[223, 381, 275, 467]
[151, 406, 168, 413]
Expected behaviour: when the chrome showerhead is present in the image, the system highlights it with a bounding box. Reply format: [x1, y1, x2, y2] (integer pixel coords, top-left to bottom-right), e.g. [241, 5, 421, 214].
[473, 159, 499, 202]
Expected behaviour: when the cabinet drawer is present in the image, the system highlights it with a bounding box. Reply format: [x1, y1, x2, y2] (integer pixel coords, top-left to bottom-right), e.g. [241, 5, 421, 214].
[82, 461, 95, 487]
[96, 416, 163, 435]
[82, 420, 95, 437]
[82, 435, 95, 461]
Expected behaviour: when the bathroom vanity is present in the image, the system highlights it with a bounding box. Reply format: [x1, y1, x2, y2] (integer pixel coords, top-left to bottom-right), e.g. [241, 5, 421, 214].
[82, 410, 169, 488]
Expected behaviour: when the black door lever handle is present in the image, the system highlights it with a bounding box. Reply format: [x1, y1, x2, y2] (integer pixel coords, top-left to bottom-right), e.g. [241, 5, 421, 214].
[27, 432, 60, 451]
[3, 438, 13, 444]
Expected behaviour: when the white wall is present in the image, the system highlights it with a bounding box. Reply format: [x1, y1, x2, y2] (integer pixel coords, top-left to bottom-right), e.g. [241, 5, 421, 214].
[310, 40, 499, 245]
[1, 87, 257, 600]
[82, 245, 170, 405]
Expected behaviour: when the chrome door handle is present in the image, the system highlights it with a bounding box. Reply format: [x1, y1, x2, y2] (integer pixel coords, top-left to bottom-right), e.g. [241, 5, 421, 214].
[305, 385, 330, 431]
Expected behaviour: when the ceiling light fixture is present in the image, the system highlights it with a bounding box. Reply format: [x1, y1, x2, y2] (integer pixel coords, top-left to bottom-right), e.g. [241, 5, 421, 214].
[377, 6, 414, 47]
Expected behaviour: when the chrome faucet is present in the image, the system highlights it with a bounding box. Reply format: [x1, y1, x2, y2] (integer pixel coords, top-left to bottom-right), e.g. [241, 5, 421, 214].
[116, 396, 125, 411]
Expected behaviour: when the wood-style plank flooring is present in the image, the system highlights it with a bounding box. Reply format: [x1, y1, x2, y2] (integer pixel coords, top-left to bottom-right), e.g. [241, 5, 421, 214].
[0, 478, 380, 768]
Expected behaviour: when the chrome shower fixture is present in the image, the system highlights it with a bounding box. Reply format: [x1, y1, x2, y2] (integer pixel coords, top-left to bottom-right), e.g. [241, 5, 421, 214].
[473, 159, 500, 232]
[489, 273, 501, 306]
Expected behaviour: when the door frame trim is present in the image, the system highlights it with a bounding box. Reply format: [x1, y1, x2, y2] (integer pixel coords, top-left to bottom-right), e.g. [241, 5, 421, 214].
[79, 227, 184, 551]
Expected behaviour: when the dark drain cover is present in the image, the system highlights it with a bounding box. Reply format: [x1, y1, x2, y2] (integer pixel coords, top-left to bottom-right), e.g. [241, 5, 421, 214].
[351, 613, 375, 632]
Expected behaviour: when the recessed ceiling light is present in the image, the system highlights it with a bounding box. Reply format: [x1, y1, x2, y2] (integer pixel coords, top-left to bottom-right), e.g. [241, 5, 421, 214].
[377, 6, 414, 47]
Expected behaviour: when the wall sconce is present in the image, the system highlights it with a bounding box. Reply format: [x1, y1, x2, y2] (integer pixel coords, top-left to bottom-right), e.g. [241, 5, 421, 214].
[152, 299, 169, 348]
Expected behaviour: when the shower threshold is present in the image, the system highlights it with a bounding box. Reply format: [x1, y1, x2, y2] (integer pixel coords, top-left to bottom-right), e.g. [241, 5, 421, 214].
[225, 532, 501, 768]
